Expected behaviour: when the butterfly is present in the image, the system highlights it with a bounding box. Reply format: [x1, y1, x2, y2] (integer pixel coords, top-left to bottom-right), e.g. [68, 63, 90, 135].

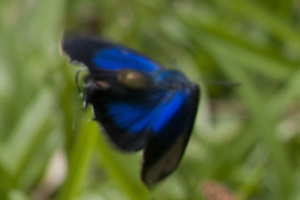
[61, 36, 200, 187]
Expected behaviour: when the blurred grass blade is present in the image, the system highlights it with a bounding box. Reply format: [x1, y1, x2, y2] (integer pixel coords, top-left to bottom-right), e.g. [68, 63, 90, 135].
[57, 112, 97, 200]
[0, 90, 55, 177]
[95, 132, 150, 200]
[211, 0, 300, 53]
[175, 16, 294, 81]
[216, 58, 293, 199]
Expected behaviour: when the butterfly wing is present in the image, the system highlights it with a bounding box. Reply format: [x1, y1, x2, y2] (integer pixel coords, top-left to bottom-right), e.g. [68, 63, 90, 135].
[87, 89, 168, 151]
[141, 85, 200, 186]
[61, 37, 162, 73]
[61, 37, 166, 151]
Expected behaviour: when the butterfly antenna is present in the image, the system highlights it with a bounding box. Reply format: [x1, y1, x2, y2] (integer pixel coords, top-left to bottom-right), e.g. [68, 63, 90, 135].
[211, 81, 242, 87]
[205, 80, 242, 87]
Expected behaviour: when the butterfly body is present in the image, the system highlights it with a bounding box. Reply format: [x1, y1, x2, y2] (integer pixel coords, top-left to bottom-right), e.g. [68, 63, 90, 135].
[62, 37, 200, 186]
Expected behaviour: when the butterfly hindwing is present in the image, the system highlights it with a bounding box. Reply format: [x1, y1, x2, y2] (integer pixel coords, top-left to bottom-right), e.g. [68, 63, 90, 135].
[142, 85, 200, 186]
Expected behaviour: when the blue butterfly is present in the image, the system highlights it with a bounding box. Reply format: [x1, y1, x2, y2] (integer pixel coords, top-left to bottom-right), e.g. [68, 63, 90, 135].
[61, 37, 200, 187]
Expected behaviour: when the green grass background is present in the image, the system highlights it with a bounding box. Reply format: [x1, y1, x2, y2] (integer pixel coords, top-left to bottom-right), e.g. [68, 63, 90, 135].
[1, 0, 300, 199]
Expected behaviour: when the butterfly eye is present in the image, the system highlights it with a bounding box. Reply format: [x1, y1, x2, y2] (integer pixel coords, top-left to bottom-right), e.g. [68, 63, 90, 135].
[117, 69, 151, 89]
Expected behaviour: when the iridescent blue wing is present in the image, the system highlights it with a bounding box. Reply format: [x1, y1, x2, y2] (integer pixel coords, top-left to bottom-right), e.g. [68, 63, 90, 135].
[62, 37, 162, 73]
[87, 89, 168, 151]
[61, 37, 165, 151]
[141, 85, 199, 186]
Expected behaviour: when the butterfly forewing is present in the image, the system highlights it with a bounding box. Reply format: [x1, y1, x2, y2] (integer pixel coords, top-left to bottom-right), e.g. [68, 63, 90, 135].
[62, 37, 162, 73]
[89, 89, 167, 151]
